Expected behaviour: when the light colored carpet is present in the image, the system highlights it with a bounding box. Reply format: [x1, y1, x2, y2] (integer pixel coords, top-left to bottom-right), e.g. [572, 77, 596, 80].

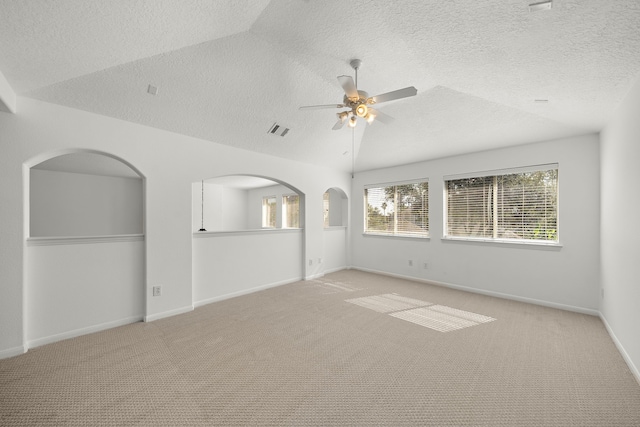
[1, 270, 639, 426]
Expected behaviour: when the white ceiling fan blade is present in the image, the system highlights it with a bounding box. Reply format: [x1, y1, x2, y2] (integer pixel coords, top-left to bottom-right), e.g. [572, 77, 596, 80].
[369, 86, 417, 104]
[368, 108, 394, 124]
[337, 75, 358, 99]
[299, 104, 345, 110]
[332, 117, 346, 130]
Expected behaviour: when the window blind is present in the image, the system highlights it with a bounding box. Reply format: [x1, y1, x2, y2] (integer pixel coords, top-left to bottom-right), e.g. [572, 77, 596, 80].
[445, 167, 558, 242]
[365, 180, 428, 237]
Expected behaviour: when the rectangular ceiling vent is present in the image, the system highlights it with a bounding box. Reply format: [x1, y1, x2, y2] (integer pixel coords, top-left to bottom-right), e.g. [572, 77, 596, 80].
[268, 122, 290, 137]
[529, 0, 552, 12]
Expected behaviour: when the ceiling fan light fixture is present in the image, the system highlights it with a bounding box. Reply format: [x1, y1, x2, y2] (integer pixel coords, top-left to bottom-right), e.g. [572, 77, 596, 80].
[355, 103, 368, 117]
[348, 115, 357, 128]
[365, 112, 376, 124]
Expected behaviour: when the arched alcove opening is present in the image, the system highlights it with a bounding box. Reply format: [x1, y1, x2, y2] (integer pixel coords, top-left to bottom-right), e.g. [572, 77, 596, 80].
[191, 174, 305, 307]
[24, 150, 145, 349]
[323, 187, 349, 273]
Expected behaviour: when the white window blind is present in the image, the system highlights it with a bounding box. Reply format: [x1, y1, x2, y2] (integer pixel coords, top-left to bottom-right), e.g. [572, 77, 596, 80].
[445, 167, 558, 242]
[283, 194, 300, 228]
[262, 196, 276, 228]
[364, 180, 429, 237]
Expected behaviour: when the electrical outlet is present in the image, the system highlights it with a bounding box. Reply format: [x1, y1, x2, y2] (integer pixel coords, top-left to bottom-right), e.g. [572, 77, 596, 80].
[601, 288, 604, 298]
[152, 286, 161, 297]
[318, 258, 322, 264]
[423, 262, 428, 269]
[408, 260, 413, 267]
[309, 259, 313, 266]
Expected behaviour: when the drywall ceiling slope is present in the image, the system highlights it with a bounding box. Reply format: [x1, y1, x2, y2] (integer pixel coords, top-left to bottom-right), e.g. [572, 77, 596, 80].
[1, 1, 639, 173]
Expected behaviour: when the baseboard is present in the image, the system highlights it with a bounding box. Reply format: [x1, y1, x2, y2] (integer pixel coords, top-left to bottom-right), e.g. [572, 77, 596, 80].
[0, 344, 27, 360]
[144, 305, 194, 322]
[27, 315, 143, 350]
[352, 267, 600, 316]
[599, 313, 640, 386]
[193, 277, 302, 308]
[322, 266, 348, 275]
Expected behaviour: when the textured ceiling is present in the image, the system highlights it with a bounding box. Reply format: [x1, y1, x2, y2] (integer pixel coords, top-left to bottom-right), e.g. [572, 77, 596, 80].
[1, 0, 639, 173]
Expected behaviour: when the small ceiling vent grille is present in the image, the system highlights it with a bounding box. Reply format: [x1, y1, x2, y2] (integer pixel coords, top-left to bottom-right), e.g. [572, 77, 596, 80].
[268, 122, 290, 137]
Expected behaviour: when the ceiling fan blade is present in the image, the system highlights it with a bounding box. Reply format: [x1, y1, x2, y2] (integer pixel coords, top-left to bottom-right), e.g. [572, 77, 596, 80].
[299, 104, 345, 110]
[368, 108, 394, 124]
[369, 86, 417, 104]
[337, 75, 358, 99]
[332, 118, 346, 130]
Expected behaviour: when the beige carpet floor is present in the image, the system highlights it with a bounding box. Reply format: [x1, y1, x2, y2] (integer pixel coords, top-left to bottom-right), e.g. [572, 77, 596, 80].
[1, 270, 639, 426]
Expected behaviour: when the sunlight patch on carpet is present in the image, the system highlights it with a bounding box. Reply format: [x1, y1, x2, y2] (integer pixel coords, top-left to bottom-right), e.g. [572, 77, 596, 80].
[345, 294, 495, 332]
[344, 293, 431, 313]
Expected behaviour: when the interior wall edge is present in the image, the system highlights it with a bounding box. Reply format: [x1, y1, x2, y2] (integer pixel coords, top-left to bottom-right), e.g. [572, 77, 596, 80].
[600, 312, 640, 386]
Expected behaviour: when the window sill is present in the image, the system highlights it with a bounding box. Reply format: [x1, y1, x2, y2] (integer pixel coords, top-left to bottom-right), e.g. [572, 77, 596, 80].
[363, 232, 430, 241]
[441, 236, 562, 249]
[27, 234, 144, 246]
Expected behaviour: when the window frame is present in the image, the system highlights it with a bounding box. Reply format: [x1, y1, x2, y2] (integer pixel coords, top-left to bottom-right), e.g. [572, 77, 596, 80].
[443, 164, 560, 246]
[363, 179, 429, 239]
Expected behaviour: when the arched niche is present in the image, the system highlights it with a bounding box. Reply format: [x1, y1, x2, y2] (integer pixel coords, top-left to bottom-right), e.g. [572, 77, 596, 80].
[29, 151, 144, 237]
[323, 187, 348, 227]
[24, 150, 145, 349]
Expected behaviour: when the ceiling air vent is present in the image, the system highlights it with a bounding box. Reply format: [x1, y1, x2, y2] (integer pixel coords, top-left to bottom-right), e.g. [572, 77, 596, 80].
[268, 122, 290, 137]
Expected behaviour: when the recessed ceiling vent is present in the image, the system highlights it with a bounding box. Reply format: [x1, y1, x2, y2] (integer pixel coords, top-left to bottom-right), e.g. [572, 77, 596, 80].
[529, 0, 552, 12]
[268, 122, 290, 137]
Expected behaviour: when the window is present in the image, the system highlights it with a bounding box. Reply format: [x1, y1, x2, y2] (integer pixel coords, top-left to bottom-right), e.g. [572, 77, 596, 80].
[323, 191, 330, 227]
[364, 180, 429, 237]
[262, 196, 276, 228]
[445, 165, 558, 242]
[283, 194, 300, 228]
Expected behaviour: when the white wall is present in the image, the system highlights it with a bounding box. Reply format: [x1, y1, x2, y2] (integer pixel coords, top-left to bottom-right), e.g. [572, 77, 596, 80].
[26, 237, 144, 347]
[600, 77, 640, 381]
[351, 134, 601, 313]
[30, 169, 143, 237]
[222, 186, 249, 230]
[0, 97, 350, 358]
[192, 229, 303, 306]
[192, 183, 249, 232]
[323, 227, 347, 273]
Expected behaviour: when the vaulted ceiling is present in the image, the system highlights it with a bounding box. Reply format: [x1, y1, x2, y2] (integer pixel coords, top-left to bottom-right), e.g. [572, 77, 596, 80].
[1, 0, 639, 173]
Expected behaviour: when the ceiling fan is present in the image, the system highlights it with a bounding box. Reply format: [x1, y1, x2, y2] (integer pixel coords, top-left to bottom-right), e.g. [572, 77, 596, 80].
[299, 59, 417, 130]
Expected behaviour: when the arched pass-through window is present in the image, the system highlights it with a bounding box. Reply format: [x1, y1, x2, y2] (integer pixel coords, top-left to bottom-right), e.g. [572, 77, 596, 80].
[191, 174, 305, 307]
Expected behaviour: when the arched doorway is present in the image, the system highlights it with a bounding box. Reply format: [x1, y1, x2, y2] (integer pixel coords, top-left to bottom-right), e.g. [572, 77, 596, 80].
[24, 150, 145, 348]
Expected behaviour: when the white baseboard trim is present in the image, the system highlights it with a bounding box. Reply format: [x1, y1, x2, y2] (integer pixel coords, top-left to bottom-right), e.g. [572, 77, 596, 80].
[599, 313, 640, 386]
[0, 344, 27, 360]
[144, 305, 194, 322]
[27, 315, 143, 350]
[352, 267, 600, 316]
[193, 277, 302, 308]
[304, 273, 324, 281]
